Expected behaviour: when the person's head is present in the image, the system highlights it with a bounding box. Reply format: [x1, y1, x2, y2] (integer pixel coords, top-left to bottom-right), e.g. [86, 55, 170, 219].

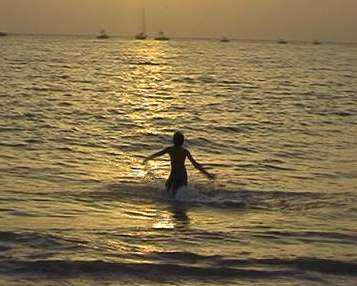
[173, 131, 184, 147]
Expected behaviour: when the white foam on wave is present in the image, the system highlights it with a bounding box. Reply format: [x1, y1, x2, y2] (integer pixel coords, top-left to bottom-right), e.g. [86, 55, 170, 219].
[174, 186, 211, 202]
[158, 185, 247, 208]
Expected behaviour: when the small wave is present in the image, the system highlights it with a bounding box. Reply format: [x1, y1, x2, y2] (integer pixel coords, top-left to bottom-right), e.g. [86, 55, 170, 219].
[0, 141, 28, 147]
[253, 230, 357, 245]
[214, 125, 250, 133]
[172, 76, 196, 83]
[0, 231, 67, 248]
[171, 187, 248, 208]
[172, 75, 217, 84]
[0, 231, 88, 256]
[197, 75, 217, 83]
[90, 183, 248, 209]
[25, 86, 68, 92]
[255, 258, 357, 276]
[260, 163, 296, 171]
[130, 61, 161, 66]
[149, 251, 222, 263]
[211, 257, 357, 277]
[94, 183, 355, 213]
[147, 251, 357, 276]
[3, 259, 297, 279]
[0, 126, 24, 132]
[220, 80, 240, 85]
[25, 138, 45, 144]
[3, 256, 355, 278]
[326, 111, 352, 117]
[58, 101, 72, 107]
[274, 150, 306, 159]
[71, 79, 94, 84]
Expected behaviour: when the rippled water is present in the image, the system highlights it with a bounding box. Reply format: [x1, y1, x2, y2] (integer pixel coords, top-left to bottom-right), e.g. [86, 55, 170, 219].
[0, 35, 356, 285]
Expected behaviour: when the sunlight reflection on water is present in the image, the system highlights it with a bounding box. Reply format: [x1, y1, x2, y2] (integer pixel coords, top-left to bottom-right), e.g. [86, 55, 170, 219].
[0, 36, 356, 285]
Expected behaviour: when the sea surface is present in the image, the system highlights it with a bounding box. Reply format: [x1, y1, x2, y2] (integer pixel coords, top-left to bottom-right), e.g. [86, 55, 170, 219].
[0, 35, 356, 285]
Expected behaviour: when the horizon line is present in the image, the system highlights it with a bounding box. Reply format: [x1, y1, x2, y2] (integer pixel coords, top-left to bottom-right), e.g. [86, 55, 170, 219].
[1, 32, 356, 45]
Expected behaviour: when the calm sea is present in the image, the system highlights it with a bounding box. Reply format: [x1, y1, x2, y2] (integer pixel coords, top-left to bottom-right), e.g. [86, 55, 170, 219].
[0, 35, 356, 285]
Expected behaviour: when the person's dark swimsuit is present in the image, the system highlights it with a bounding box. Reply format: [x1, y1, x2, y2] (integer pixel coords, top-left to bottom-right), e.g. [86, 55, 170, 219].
[165, 146, 188, 195]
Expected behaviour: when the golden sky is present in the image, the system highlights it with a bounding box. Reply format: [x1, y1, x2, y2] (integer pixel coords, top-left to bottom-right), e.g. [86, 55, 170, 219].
[1, 0, 356, 42]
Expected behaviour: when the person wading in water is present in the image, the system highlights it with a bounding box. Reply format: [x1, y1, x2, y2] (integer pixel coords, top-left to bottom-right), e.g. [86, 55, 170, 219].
[144, 131, 215, 196]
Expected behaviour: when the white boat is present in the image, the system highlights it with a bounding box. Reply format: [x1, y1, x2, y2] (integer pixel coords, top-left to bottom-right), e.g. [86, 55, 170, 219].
[135, 32, 147, 40]
[220, 36, 230, 43]
[277, 39, 288, 44]
[155, 31, 169, 41]
[96, 29, 109, 39]
[135, 9, 148, 40]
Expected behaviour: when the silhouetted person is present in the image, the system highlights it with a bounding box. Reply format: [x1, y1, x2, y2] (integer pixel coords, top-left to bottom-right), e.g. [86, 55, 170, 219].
[144, 131, 215, 196]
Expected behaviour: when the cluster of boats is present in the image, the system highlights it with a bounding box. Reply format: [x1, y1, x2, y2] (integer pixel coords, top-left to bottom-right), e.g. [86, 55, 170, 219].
[95, 9, 227, 43]
[278, 39, 322, 45]
[96, 29, 170, 41]
[0, 30, 324, 45]
[97, 9, 170, 41]
[94, 9, 322, 44]
[93, 9, 324, 44]
[0, 8, 323, 46]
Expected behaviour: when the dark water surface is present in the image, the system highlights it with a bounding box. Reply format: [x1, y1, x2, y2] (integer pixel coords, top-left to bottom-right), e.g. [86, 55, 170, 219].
[0, 35, 356, 285]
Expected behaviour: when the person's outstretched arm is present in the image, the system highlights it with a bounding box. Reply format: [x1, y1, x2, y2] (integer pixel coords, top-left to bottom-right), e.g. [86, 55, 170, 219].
[187, 152, 215, 180]
[143, 148, 169, 163]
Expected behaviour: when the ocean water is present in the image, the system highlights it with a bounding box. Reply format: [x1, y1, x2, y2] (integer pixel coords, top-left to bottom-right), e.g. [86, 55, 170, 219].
[0, 35, 356, 285]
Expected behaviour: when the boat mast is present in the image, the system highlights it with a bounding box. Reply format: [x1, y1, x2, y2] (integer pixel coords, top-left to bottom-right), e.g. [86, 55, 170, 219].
[142, 8, 147, 35]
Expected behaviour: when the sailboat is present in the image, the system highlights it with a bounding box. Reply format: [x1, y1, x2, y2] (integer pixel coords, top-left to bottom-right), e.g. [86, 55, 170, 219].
[96, 29, 109, 39]
[135, 9, 148, 40]
[155, 31, 169, 41]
